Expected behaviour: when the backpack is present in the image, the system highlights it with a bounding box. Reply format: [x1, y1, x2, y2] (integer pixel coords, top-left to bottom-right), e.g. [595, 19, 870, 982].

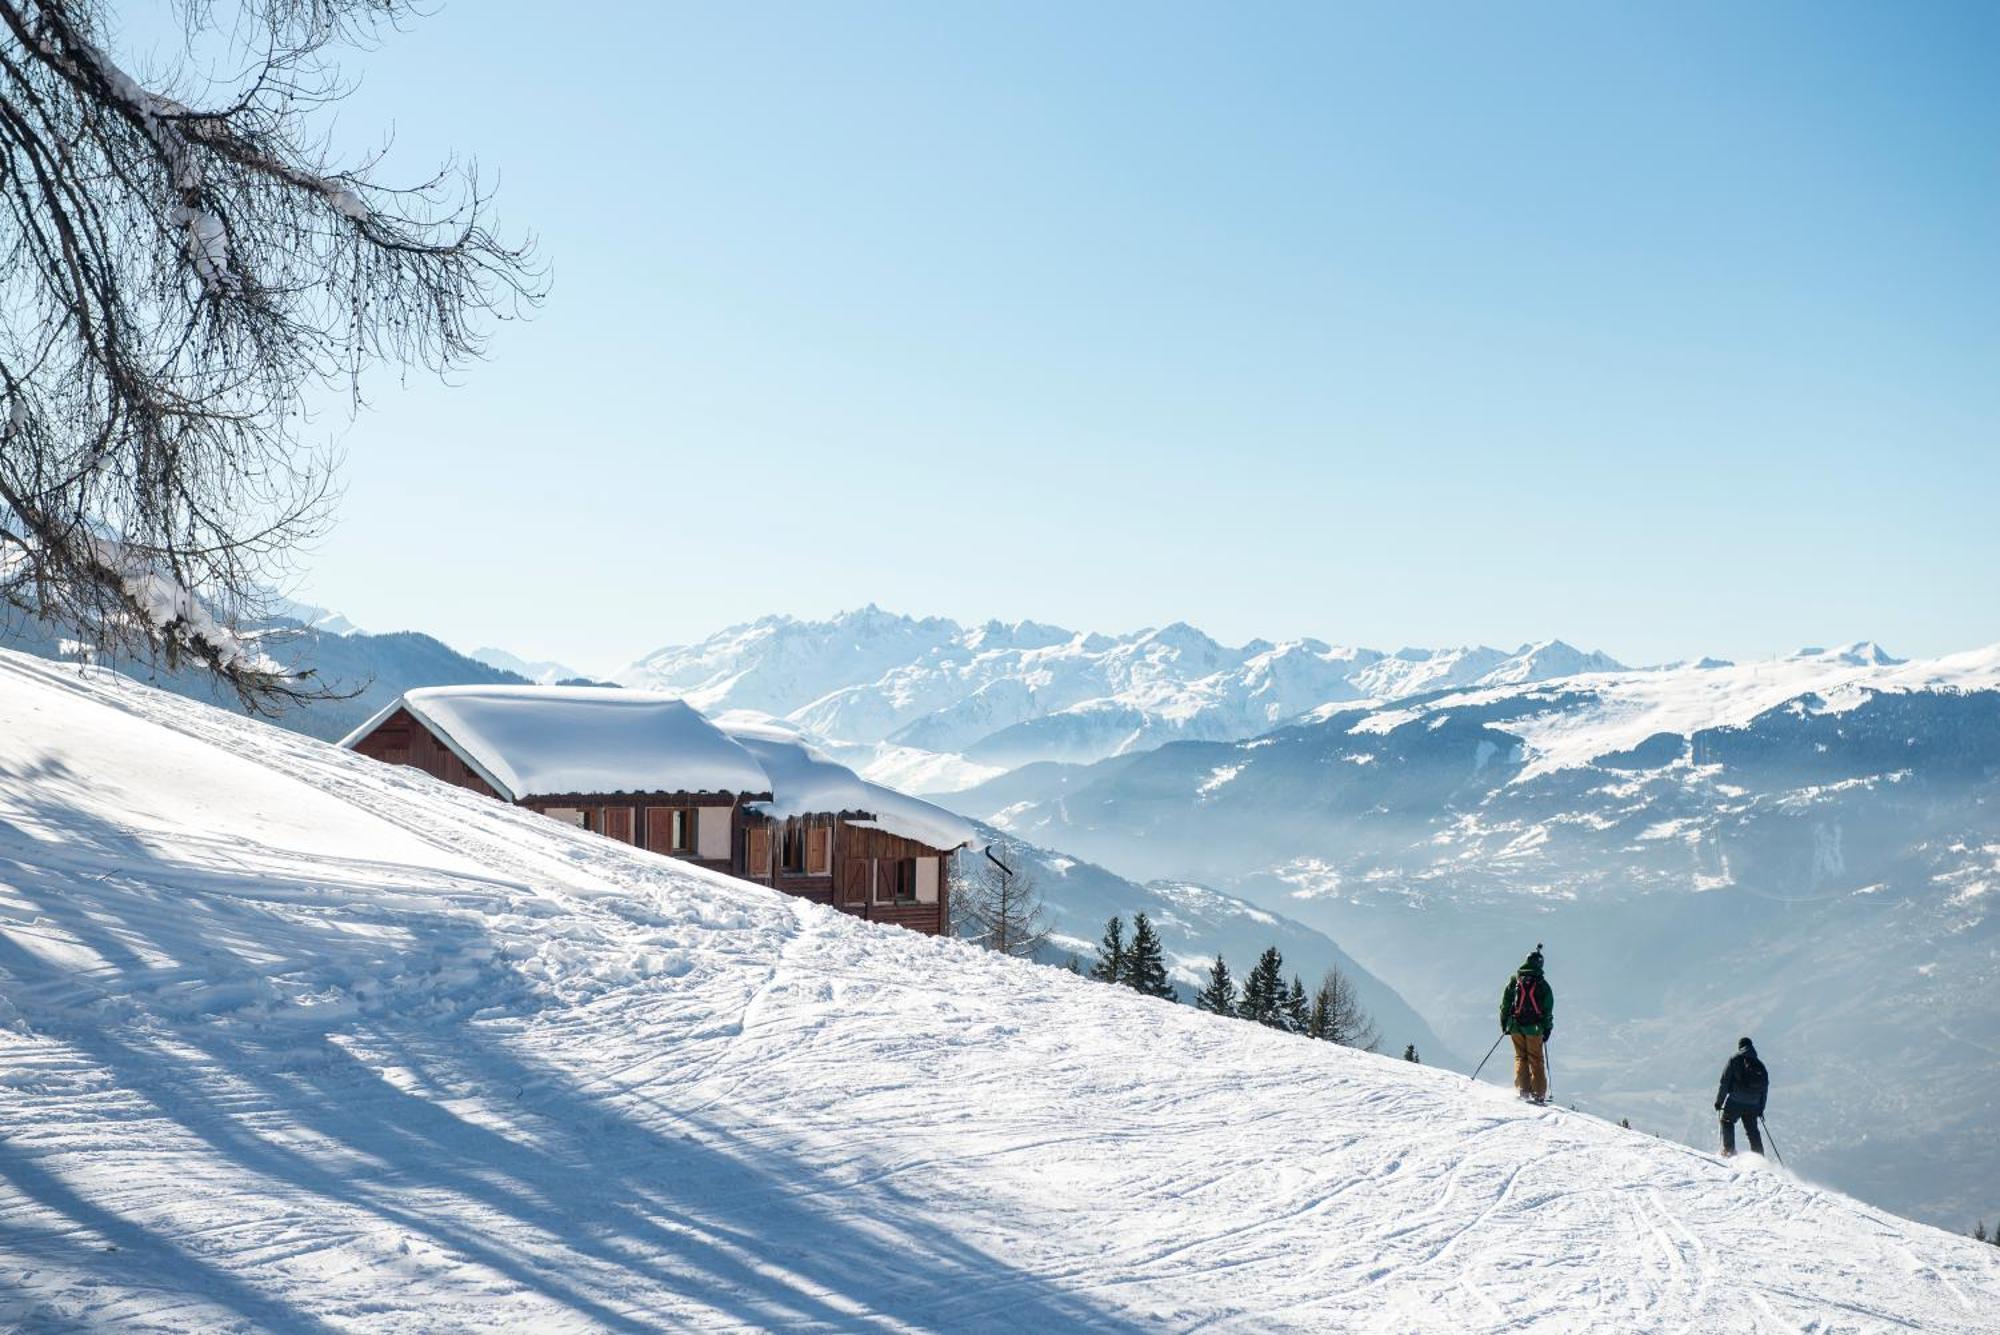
[1732, 1054, 1769, 1107]
[1510, 975, 1544, 1023]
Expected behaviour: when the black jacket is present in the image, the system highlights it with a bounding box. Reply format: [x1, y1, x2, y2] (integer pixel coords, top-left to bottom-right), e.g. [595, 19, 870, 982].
[1716, 1049, 1770, 1112]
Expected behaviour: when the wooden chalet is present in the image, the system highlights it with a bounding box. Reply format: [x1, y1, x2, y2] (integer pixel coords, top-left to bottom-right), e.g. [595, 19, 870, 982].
[340, 686, 973, 935]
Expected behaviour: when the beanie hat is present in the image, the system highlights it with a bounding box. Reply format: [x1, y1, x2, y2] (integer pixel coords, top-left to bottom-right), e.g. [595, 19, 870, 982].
[1521, 944, 1545, 973]
[1738, 1036, 1754, 1052]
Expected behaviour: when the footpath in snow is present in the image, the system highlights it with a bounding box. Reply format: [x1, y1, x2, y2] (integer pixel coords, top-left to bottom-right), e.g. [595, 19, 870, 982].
[0, 650, 1995, 1331]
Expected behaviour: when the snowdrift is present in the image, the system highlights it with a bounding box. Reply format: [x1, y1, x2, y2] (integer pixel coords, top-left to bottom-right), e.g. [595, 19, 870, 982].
[0, 651, 1994, 1331]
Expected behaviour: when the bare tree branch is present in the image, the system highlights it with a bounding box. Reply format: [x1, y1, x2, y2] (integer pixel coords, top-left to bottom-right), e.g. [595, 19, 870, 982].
[0, 0, 542, 709]
[953, 857, 1053, 960]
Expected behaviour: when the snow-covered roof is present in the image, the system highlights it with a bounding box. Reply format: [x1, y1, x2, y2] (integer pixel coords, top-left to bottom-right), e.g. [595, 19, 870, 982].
[340, 687, 975, 848]
[718, 716, 977, 851]
[339, 686, 772, 803]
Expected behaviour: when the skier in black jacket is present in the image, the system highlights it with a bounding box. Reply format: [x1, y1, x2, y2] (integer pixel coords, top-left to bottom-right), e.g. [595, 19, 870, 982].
[1715, 1036, 1769, 1157]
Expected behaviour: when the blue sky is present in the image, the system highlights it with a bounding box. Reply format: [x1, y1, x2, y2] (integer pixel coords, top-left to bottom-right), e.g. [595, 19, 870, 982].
[136, 3, 1998, 672]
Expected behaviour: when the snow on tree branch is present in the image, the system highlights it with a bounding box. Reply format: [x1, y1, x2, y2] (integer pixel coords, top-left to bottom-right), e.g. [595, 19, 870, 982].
[0, 0, 543, 709]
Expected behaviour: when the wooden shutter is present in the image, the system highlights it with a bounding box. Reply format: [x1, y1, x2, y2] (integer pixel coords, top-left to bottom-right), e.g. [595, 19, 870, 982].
[644, 807, 673, 852]
[842, 859, 870, 905]
[603, 807, 634, 844]
[748, 826, 770, 877]
[873, 858, 895, 904]
[806, 826, 830, 876]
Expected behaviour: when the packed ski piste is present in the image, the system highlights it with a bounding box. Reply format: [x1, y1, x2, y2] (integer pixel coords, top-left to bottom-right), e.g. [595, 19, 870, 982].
[2, 650, 1997, 1330]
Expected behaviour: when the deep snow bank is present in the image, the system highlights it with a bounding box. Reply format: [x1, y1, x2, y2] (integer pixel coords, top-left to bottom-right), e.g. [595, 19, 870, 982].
[0, 651, 1994, 1332]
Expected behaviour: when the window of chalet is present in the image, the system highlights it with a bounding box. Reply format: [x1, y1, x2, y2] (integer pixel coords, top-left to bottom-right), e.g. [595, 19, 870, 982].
[875, 858, 918, 905]
[645, 806, 696, 854]
[780, 821, 830, 875]
[544, 807, 587, 828]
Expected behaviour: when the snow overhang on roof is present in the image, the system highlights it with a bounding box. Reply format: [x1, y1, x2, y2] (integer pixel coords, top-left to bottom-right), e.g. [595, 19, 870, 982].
[719, 718, 978, 852]
[339, 685, 772, 804]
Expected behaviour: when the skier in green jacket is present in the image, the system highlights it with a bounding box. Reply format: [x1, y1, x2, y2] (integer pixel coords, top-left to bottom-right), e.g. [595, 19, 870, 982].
[1500, 946, 1554, 1103]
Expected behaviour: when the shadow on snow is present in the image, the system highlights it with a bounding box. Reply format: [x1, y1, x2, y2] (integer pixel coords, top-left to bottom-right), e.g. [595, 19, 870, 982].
[0, 755, 1138, 1332]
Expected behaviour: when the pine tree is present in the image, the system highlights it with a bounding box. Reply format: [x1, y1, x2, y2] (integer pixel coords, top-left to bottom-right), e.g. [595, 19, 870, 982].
[1063, 954, 1083, 975]
[1088, 917, 1125, 983]
[1237, 946, 1287, 1028]
[1403, 1044, 1420, 1063]
[1977, 1219, 1989, 1244]
[1282, 975, 1311, 1033]
[1121, 912, 1177, 999]
[1195, 954, 1237, 1015]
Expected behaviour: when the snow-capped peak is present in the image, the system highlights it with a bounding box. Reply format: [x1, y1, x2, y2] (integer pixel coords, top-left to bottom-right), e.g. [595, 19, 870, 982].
[1479, 640, 1626, 687]
[1786, 641, 1902, 666]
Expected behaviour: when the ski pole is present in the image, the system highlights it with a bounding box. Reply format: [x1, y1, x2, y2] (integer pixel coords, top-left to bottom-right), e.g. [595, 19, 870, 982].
[1762, 1118, 1784, 1165]
[1470, 1034, 1506, 1082]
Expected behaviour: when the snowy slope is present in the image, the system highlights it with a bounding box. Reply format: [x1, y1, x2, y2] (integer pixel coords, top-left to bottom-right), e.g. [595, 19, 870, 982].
[616, 609, 1625, 792]
[1, 652, 1996, 1331]
[957, 642, 2000, 1229]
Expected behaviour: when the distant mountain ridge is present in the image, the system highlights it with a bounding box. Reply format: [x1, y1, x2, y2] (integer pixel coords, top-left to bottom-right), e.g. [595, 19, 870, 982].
[471, 646, 583, 686]
[616, 607, 1630, 790]
[0, 612, 531, 743]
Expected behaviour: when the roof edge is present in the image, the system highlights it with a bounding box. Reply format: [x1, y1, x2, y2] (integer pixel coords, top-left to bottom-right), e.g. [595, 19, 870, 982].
[400, 698, 520, 802]
[343, 694, 521, 803]
[335, 698, 405, 751]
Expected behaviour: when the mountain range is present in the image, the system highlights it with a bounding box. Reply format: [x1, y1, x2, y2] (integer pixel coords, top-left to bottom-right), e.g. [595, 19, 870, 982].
[615, 607, 1628, 790]
[0, 611, 532, 743]
[470, 646, 585, 685]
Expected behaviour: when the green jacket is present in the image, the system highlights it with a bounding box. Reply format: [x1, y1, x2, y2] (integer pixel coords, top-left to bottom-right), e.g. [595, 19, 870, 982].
[1500, 969, 1553, 1037]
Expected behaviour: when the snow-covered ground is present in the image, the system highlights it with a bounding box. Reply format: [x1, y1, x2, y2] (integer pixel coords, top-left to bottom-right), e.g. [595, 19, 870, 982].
[1, 651, 1996, 1331]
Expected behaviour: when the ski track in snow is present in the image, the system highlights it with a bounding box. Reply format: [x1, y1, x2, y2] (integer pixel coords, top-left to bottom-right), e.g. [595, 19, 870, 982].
[0, 653, 1997, 1332]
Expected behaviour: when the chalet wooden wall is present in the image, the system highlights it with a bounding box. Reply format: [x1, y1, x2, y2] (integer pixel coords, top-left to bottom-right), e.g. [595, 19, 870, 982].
[348, 708, 500, 799]
[734, 816, 952, 935]
[839, 822, 949, 935]
[520, 794, 740, 875]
